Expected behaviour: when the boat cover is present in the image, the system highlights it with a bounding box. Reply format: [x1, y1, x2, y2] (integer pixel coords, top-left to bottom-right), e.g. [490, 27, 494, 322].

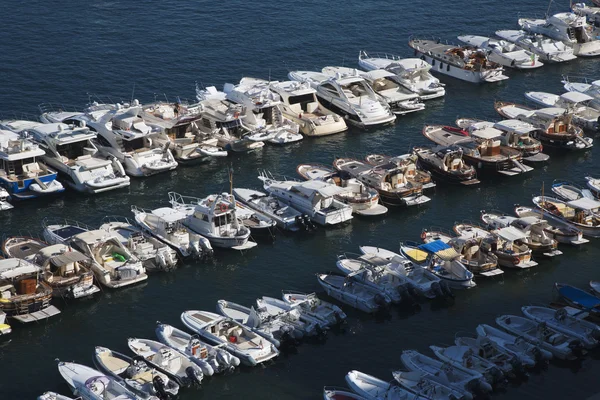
[559, 285, 600, 309]
[496, 226, 527, 241]
[418, 240, 460, 260]
[560, 91, 593, 104]
[567, 197, 600, 211]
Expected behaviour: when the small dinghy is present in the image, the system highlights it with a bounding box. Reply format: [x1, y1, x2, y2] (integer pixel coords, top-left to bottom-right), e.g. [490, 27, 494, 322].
[233, 200, 277, 237]
[282, 291, 347, 327]
[316, 273, 391, 313]
[476, 324, 552, 365]
[127, 338, 204, 387]
[400, 241, 476, 289]
[401, 350, 490, 397]
[430, 345, 504, 386]
[37, 392, 76, 400]
[591, 281, 600, 296]
[513, 205, 589, 245]
[180, 310, 279, 366]
[323, 386, 367, 400]
[521, 306, 600, 349]
[336, 253, 408, 304]
[495, 315, 583, 360]
[57, 361, 146, 400]
[216, 299, 298, 345]
[345, 370, 417, 400]
[555, 283, 600, 318]
[93, 346, 179, 399]
[392, 370, 470, 400]
[585, 176, 600, 198]
[155, 322, 239, 375]
[0, 188, 13, 211]
[455, 335, 526, 373]
[257, 296, 324, 335]
[359, 246, 451, 299]
[197, 144, 227, 158]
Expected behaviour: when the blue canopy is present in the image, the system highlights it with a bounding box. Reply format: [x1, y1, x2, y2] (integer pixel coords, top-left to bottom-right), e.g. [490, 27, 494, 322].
[418, 240, 451, 253]
[558, 285, 600, 309]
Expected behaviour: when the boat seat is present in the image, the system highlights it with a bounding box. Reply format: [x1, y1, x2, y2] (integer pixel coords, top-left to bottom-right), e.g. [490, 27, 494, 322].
[131, 370, 154, 384]
[100, 354, 130, 374]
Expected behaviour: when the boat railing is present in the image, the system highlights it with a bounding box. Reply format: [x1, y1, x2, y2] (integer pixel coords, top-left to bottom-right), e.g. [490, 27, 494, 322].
[1, 231, 47, 247]
[101, 215, 134, 226]
[561, 74, 598, 85]
[40, 216, 92, 232]
[131, 204, 155, 215]
[0, 111, 39, 123]
[258, 169, 300, 183]
[168, 191, 203, 207]
[359, 51, 403, 61]
[38, 102, 82, 116]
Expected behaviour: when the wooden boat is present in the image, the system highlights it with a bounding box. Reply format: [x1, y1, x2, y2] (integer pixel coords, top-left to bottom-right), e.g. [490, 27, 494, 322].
[513, 205, 588, 245]
[532, 195, 600, 238]
[364, 153, 436, 190]
[411, 145, 479, 185]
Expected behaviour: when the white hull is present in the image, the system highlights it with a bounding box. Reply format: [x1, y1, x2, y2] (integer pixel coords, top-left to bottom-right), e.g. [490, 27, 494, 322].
[415, 53, 508, 83]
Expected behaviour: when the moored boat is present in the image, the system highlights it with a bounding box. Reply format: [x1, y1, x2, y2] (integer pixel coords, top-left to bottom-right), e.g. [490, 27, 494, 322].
[476, 323, 552, 365]
[513, 205, 589, 245]
[345, 370, 418, 400]
[411, 145, 479, 185]
[364, 153, 436, 191]
[457, 34, 543, 69]
[532, 195, 600, 238]
[316, 273, 391, 313]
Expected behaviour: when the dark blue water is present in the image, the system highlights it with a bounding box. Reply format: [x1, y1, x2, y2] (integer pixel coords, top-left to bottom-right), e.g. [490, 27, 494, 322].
[1, 1, 599, 399]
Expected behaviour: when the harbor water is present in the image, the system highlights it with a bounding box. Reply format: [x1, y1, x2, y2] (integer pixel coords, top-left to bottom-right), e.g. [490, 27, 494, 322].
[1, 0, 599, 398]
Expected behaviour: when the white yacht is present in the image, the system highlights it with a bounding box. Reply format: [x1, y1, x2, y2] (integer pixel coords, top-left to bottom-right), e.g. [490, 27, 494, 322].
[0, 125, 64, 199]
[457, 35, 543, 69]
[321, 67, 426, 115]
[224, 78, 303, 144]
[358, 51, 445, 100]
[169, 192, 257, 250]
[563, 76, 600, 110]
[268, 80, 348, 136]
[518, 13, 600, 57]
[573, 3, 600, 27]
[259, 173, 353, 226]
[288, 70, 396, 128]
[0, 188, 12, 211]
[18, 122, 129, 193]
[132, 205, 213, 259]
[524, 91, 600, 131]
[68, 230, 148, 289]
[408, 38, 509, 83]
[495, 30, 577, 63]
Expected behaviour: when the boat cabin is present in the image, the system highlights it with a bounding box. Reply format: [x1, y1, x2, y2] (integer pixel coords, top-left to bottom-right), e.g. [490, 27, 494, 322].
[493, 120, 540, 146]
[434, 146, 466, 171]
[34, 244, 90, 283]
[29, 123, 99, 165]
[141, 102, 202, 141]
[271, 81, 320, 115]
[0, 129, 48, 185]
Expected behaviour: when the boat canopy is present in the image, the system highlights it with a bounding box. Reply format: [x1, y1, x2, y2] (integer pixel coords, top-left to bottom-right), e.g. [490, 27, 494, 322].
[294, 180, 346, 197]
[152, 207, 188, 223]
[0, 258, 40, 278]
[560, 91, 593, 104]
[494, 119, 537, 134]
[418, 240, 460, 260]
[496, 226, 527, 241]
[558, 285, 600, 309]
[470, 127, 503, 140]
[567, 197, 600, 211]
[536, 107, 567, 118]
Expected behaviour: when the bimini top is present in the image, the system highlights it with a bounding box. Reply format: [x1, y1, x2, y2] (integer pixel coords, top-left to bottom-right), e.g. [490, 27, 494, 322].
[567, 197, 600, 211]
[418, 240, 460, 260]
[0, 258, 41, 279]
[558, 284, 600, 309]
[470, 127, 503, 140]
[535, 107, 568, 118]
[496, 226, 527, 242]
[292, 180, 346, 198]
[37, 244, 89, 265]
[152, 207, 188, 223]
[560, 91, 594, 104]
[494, 119, 538, 134]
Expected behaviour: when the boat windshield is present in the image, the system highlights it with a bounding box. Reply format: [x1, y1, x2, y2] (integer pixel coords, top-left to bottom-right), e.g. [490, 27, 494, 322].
[214, 212, 234, 227]
[341, 81, 371, 98]
[57, 141, 91, 159]
[123, 137, 146, 152]
[370, 77, 399, 92]
[288, 93, 317, 111]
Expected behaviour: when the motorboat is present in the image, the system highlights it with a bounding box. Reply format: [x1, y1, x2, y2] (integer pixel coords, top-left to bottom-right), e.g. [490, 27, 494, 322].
[585, 176, 600, 198]
[364, 153, 436, 191]
[321, 66, 426, 115]
[259, 173, 353, 226]
[0, 126, 64, 199]
[256, 296, 323, 335]
[521, 306, 599, 349]
[392, 371, 467, 400]
[476, 324, 552, 365]
[296, 163, 388, 216]
[195, 87, 264, 152]
[411, 146, 479, 185]
[336, 253, 407, 304]
[155, 322, 240, 375]
[514, 205, 589, 245]
[572, 2, 600, 26]
[1, 235, 47, 262]
[401, 349, 491, 396]
[551, 180, 595, 201]
[0, 188, 12, 211]
[524, 91, 600, 132]
[131, 205, 212, 258]
[453, 222, 538, 269]
[430, 344, 504, 386]
[233, 199, 277, 237]
[15, 121, 130, 193]
[562, 76, 600, 110]
[169, 192, 257, 250]
[316, 273, 391, 313]
[358, 246, 451, 299]
[100, 216, 179, 272]
[233, 187, 307, 232]
[400, 240, 476, 289]
[0, 258, 60, 323]
[93, 346, 179, 399]
[288, 70, 396, 128]
[281, 291, 347, 326]
[224, 78, 303, 144]
[422, 125, 532, 176]
[408, 38, 509, 83]
[345, 370, 418, 400]
[180, 310, 279, 366]
[322, 386, 367, 400]
[454, 335, 524, 374]
[127, 338, 204, 387]
[333, 158, 430, 207]
[495, 30, 577, 63]
[0, 310, 11, 337]
[37, 392, 75, 400]
[532, 195, 600, 238]
[455, 118, 549, 163]
[457, 35, 543, 69]
[423, 231, 504, 277]
[268, 80, 348, 136]
[555, 283, 600, 318]
[494, 102, 593, 150]
[42, 218, 91, 245]
[68, 230, 148, 289]
[481, 211, 562, 256]
[495, 315, 583, 360]
[518, 13, 600, 57]
[57, 361, 148, 400]
[358, 51, 446, 100]
[216, 299, 296, 346]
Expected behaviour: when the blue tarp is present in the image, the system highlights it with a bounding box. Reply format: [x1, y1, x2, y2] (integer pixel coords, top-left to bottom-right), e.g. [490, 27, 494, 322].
[418, 240, 451, 253]
[558, 285, 600, 309]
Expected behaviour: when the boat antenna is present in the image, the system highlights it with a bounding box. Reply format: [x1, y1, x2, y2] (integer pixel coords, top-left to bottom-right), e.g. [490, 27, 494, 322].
[268, 68, 272, 83]
[164, 93, 170, 104]
[130, 83, 136, 105]
[545, 0, 553, 18]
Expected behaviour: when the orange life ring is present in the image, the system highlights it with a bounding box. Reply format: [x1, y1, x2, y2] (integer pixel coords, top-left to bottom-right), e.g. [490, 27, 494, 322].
[219, 203, 227, 213]
[233, 111, 240, 119]
[420, 231, 427, 240]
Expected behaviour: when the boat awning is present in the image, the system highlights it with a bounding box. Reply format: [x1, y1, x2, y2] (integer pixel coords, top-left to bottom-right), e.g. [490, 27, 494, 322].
[418, 240, 459, 260]
[493, 119, 537, 134]
[560, 91, 593, 104]
[496, 226, 527, 241]
[567, 197, 600, 211]
[471, 127, 503, 140]
[295, 180, 346, 197]
[49, 251, 90, 266]
[12, 305, 61, 323]
[558, 285, 600, 309]
[152, 207, 188, 222]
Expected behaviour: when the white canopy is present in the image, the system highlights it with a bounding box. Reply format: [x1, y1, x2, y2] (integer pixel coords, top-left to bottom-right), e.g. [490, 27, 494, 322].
[294, 180, 346, 197]
[152, 207, 188, 222]
[560, 91, 594, 104]
[471, 127, 503, 140]
[567, 197, 600, 211]
[496, 226, 527, 241]
[494, 119, 537, 134]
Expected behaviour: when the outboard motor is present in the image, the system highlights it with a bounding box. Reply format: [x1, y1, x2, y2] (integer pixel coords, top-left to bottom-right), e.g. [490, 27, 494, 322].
[568, 339, 585, 358]
[374, 293, 389, 309]
[185, 366, 203, 387]
[302, 215, 316, 230]
[530, 345, 545, 364]
[156, 251, 169, 271]
[279, 325, 299, 346]
[398, 286, 417, 307]
[509, 356, 527, 377]
[487, 366, 505, 385]
[440, 281, 454, 298]
[152, 375, 172, 400]
[430, 281, 444, 298]
[333, 310, 345, 325]
[165, 250, 178, 268]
